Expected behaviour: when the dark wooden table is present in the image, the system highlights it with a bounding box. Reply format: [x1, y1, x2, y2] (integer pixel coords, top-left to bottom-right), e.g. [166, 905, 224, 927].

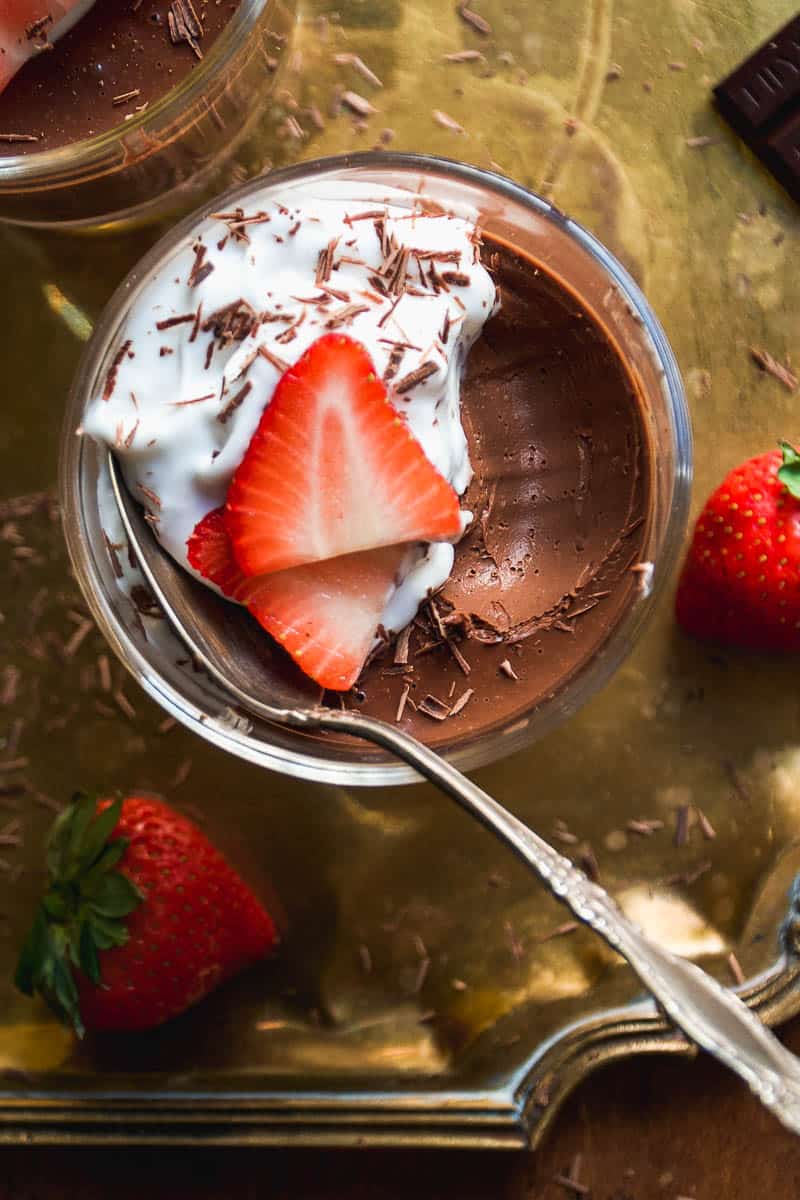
[3, 1020, 800, 1198]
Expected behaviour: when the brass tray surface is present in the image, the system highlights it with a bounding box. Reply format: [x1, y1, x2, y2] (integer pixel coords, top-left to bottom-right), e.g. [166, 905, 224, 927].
[0, 0, 798, 1148]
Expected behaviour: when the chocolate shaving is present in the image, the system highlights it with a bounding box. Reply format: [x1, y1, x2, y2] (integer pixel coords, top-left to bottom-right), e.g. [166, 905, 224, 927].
[432, 109, 465, 133]
[449, 687, 474, 716]
[394, 361, 437, 394]
[282, 115, 305, 140]
[130, 584, 162, 618]
[97, 654, 112, 692]
[447, 639, 471, 675]
[382, 345, 405, 382]
[662, 859, 711, 887]
[209, 208, 270, 244]
[341, 90, 377, 117]
[112, 89, 142, 106]
[333, 53, 383, 89]
[418, 693, 452, 721]
[168, 0, 204, 58]
[102, 532, 124, 579]
[0, 133, 39, 143]
[443, 49, 485, 62]
[257, 345, 290, 373]
[170, 392, 215, 407]
[378, 293, 403, 329]
[155, 313, 194, 330]
[395, 683, 411, 722]
[499, 658, 518, 680]
[727, 951, 745, 985]
[0, 759, 29, 774]
[393, 625, 411, 665]
[697, 808, 717, 840]
[750, 346, 797, 392]
[626, 817, 664, 836]
[189, 254, 214, 290]
[218, 380, 253, 424]
[137, 484, 161, 510]
[457, 3, 492, 35]
[553, 1173, 589, 1197]
[344, 209, 388, 225]
[189, 303, 203, 343]
[113, 688, 136, 720]
[318, 284, 351, 303]
[441, 270, 470, 286]
[686, 135, 720, 148]
[325, 303, 369, 329]
[358, 944, 372, 973]
[578, 845, 600, 882]
[203, 299, 259, 343]
[25, 14, 53, 39]
[674, 803, 691, 847]
[552, 820, 578, 846]
[536, 921, 579, 942]
[102, 339, 133, 401]
[315, 237, 339, 284]
[440, 312, 451, 344]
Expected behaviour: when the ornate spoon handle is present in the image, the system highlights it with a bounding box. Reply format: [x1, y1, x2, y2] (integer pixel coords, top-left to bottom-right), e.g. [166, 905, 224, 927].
[316, 709, 800, 1135]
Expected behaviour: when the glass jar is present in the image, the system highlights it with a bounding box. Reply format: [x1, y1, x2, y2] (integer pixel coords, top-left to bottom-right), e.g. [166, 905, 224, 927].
[60, 152, 692, 784]
[0, 0, 295, 230]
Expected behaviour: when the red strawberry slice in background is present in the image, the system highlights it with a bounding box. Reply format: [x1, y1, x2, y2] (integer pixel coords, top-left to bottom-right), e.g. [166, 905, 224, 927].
[675, 441, 800, 651]
[225, 333, 462, 577]
[0, 0, 95, 94]
[188, 507, 403, 691]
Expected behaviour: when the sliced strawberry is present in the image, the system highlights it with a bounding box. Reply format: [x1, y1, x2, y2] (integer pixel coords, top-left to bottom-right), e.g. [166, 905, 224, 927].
[187, 507, 402, 690]
[243, 548, 402, 691]
[187, 506, 244, 598]
[225, 333, 461, 577]
[1, 0, 96, 94]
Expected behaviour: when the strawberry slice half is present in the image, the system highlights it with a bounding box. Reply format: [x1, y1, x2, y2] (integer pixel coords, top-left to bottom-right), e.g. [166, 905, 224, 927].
[225, 333, 462, 577]
[188, 507, 402, 691]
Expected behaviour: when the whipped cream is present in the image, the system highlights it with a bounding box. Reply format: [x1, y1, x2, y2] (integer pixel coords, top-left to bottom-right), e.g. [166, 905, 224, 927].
[82, 179, 497, 642]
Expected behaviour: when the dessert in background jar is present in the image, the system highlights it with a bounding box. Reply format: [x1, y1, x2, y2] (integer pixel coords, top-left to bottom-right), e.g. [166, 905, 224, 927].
[0, 0, 294, 227]
[1, 0, 240, 153]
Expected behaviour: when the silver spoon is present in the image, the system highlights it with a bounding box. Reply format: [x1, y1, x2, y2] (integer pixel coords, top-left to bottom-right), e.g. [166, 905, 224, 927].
[108, 447, 800, 1133]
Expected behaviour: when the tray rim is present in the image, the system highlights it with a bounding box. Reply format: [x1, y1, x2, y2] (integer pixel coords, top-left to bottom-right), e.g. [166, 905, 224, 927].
[2, 953, 797, 1148]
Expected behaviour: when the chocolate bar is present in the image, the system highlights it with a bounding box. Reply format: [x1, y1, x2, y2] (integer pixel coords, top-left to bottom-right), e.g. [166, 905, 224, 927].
[713, 13, 800, 203]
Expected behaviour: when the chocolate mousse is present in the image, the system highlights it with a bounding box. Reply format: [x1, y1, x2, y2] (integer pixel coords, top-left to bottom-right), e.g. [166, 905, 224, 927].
[352, 239, 649, 746]
[0, 0, 239, 155]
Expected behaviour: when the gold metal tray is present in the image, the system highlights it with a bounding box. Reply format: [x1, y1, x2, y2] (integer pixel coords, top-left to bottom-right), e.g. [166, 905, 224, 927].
[1, 0, 798, 1148]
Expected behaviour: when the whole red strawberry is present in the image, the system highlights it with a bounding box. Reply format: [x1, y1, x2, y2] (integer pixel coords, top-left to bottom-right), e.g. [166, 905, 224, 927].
[676, 441, 800, 651]
[15, 793, 276, 1034]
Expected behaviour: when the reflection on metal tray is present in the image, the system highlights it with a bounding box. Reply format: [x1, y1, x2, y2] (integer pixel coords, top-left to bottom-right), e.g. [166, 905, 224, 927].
[1, 0, 799, 1148]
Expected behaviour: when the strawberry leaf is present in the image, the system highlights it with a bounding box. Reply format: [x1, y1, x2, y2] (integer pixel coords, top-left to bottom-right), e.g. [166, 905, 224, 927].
[80, 840, 129, 895]
[90, 914, 130, 951]
[76, 796, 124, 872]
[67, 792, 101, 871]
[78, 923, 102, 986]
[777, 442, 800, 499]
[14, 907, 49, 998]
[13, 793, 142, 1037]
[89, 872, 142, 918]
